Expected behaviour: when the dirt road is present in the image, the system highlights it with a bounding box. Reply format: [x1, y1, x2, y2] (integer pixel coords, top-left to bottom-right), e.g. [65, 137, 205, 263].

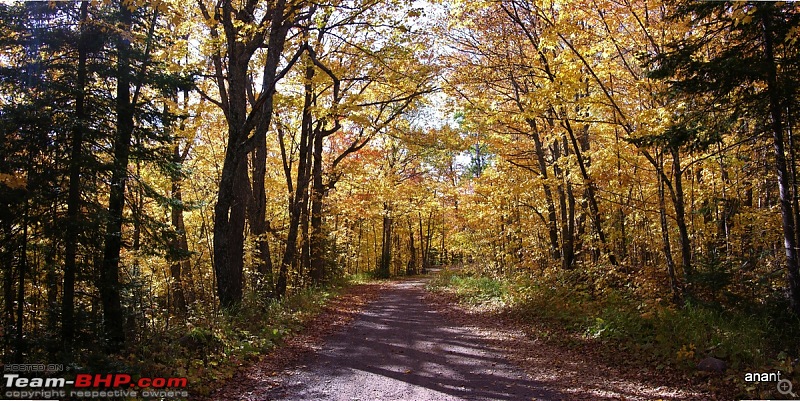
[264, 279, 555, 400]
[224, 276, 715, 401]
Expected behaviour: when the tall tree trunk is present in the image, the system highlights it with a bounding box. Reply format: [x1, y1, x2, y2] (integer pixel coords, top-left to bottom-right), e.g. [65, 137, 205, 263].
[553, 139, 575, 269]
[567, 182, 579, 263]
[418, 214, 425, 272]
[371, 222, 378, 270]
[527, 119, 560, 259]
[407, 219, 416, 275]
[215, 153, 249, 308]
[213, 130, 249, 308]
[787, 113, 800, 260]
[45, 247, 57, 356]
[3, 215, 13, 361]
[763, 13, 800, 313]
[16, 200, 28, 363]
[378, 203, 393, 278]
[670, 147, 692, 280]
[658, 157, 681, 304]
[99, 3, 133, 349]
[169, 143, 188, 316]
[299, 144, 312, 285]
[62, 0, 89, 350]
[355, 219, 363, 273]
[130, 146, 144, 340]
[276, 195, 300, 296]
[300, 195, 311, 285]
[440, 212, 446, 265]
[425, 212, 433, 272]
[310, 125, 325, 284]
[571, 135, 589, 263]
[277, 61, 314, 296]
[419, 212, 431, 273]
[250, 114, 273, 290]
[561, 115, 617, 265]
[615, 127, 628, 261]
[168, 89, 194, 314]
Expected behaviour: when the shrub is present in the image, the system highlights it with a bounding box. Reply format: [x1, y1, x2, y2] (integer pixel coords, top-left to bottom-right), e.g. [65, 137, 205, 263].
[431, 268, 798, 378]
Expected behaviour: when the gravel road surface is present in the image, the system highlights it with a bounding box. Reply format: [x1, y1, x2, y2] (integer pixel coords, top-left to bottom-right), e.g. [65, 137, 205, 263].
[265, 278, 556, 400]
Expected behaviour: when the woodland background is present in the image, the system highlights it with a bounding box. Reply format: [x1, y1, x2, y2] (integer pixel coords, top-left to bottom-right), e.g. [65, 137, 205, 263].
[1, 0, 799, 396]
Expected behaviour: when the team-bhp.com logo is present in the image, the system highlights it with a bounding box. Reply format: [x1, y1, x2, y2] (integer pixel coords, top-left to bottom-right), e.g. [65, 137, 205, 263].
[3, 370, 188, 399]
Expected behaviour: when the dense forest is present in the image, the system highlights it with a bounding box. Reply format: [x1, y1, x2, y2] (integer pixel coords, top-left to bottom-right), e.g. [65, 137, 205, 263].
[1, 0, 799, 395]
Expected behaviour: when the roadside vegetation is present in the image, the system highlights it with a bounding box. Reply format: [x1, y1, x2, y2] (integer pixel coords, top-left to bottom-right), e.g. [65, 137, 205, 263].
[429, 266, 800, 399]
[122, 277, 356, 397]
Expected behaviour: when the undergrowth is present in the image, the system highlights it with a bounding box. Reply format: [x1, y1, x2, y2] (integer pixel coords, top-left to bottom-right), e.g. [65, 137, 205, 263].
[124, 275, 360, 396]
[428, 266, 800, 399]
[436, 273, 508, 307]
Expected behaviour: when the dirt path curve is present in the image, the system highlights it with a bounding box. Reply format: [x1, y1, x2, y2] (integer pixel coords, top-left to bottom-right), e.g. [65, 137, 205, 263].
[264, 278, 557, 400]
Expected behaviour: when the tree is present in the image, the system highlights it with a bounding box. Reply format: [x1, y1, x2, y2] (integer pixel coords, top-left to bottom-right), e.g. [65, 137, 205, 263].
[196, 0, 309, 307]
[266, 1, 436, 289]
[0, 0, 118, 356]
[649, 1, 800, 312]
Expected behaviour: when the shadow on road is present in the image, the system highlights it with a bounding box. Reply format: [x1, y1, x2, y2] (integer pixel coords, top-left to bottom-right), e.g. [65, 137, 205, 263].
[266, 279, 559, 400]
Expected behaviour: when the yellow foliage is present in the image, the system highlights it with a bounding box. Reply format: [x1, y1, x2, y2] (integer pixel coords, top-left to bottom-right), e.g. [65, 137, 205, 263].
[0, 173, 26, 190]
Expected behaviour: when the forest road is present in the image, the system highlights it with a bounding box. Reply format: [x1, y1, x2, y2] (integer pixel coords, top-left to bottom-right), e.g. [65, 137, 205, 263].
[264, 278, 558, 401]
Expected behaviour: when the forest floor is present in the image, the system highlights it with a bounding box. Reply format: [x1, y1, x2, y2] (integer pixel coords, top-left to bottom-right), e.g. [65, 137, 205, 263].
[200, 276, 722, 400]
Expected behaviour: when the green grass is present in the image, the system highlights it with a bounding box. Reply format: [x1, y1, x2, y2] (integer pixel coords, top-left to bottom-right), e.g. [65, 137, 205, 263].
[346, 271, 379, 285]
[429, 268, 509, 306]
